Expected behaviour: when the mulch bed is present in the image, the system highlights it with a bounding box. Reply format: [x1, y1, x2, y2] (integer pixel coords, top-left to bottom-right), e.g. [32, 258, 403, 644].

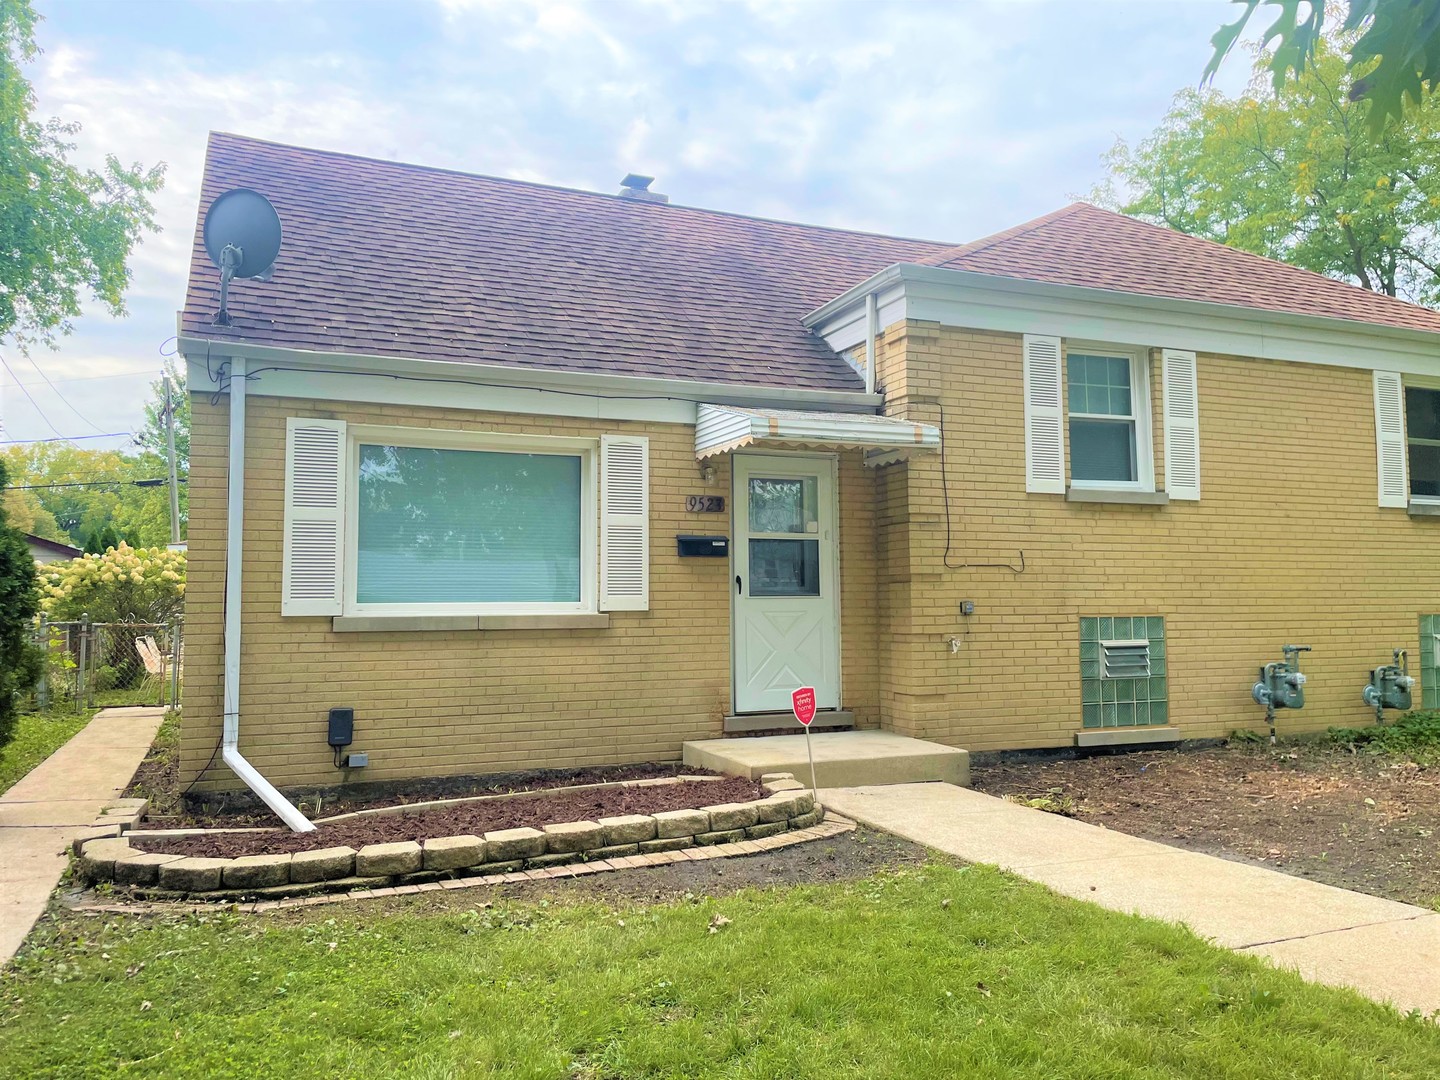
[133, 776, 767, 859]
[136, 761, 722, 830]
[971, 743, 1440, 908]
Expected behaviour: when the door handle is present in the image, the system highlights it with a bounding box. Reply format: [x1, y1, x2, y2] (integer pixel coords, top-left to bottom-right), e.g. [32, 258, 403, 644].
[735, 575, 742, 595]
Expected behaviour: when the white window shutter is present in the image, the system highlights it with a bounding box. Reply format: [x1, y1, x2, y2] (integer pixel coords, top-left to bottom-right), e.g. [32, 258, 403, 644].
[600, 434, 649, 611]
[282, 418, 346, 616]
[1162, 349, 1201, 500]
[1374, 371, 1408, 508]
[1023, 335, 1065, 493]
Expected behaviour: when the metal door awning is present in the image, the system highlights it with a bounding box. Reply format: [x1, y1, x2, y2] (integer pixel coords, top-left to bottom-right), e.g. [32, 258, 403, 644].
[695, 404, 940, 466]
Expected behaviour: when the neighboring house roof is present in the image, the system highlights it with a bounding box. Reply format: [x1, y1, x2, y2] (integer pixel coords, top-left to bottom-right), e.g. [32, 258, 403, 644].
[180, 133, 952, 393]
[918, 202, 1440, 337]
[25, 534, 82, 562]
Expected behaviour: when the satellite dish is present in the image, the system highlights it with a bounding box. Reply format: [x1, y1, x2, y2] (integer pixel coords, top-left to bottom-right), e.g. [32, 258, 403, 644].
[202, 188, 282, 324]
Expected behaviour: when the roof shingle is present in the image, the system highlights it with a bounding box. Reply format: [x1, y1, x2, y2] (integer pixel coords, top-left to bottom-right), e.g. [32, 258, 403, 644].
[918, 202, 1440, 336]
[180, 133, 951, 392]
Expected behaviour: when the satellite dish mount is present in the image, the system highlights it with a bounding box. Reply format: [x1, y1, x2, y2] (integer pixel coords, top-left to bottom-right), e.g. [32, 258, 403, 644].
[203, 188, 282, 326]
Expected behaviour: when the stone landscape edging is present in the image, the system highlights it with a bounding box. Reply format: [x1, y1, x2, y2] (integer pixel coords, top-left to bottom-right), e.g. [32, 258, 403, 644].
[77, 773, 820, 898]
[70, 813, 857, 916]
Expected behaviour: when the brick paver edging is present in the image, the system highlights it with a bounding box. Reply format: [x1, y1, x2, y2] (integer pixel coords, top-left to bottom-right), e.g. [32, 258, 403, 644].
[73, 773, 827, 899]
[71, 813, 856, 917]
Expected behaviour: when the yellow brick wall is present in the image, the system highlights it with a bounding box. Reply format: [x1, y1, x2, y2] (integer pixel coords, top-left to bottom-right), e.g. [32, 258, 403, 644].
[182, 394, 879, 791]
[876, 320, 1440, 750]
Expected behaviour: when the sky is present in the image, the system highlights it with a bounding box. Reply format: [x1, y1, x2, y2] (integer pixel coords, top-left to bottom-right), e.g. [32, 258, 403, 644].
[0, 0, 1253, 450]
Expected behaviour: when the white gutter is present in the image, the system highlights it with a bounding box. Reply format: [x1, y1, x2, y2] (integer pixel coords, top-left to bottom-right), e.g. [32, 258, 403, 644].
[221, 355, 316, 833]
[177, 335, 884, 413]
[864, 292, 878, 395]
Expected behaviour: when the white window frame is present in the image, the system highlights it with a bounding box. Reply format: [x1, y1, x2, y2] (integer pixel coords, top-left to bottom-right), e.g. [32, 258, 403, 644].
[342, 424, 598, 617]
[1405, 376, 1440, 505]
[1065, 341, 1155, 493]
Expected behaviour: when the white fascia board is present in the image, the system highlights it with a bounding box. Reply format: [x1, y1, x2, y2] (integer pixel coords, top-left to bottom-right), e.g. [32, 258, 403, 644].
[805, 264, 1440, 377]
[178, 335, 882, 425]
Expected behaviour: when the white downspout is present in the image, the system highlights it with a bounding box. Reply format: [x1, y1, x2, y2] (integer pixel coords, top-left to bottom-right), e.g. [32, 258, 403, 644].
[221, 356, 316, 832]
[864, 292, 878, 395]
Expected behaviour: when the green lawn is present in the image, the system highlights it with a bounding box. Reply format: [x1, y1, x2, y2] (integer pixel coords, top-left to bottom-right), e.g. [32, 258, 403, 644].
[3, 864, 1437, 1078]
[0, 708, 93, 795]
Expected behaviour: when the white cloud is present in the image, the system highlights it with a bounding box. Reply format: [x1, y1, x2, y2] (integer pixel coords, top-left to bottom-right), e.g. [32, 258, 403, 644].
[2, 0, 1248, 444]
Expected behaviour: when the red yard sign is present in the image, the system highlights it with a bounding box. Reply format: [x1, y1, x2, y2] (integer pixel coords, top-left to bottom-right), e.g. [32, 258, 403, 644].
[792, 686, 817, 726]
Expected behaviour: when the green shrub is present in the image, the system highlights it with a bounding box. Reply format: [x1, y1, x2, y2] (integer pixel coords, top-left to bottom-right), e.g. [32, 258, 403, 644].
[0, 460, 42, 751]
[39, 542, 184, 624]
[1327, 710, 1440, 760]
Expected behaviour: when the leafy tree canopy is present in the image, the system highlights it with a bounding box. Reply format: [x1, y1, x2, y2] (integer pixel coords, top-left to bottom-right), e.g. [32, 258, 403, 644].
[1, 441, 176, 548]
[1099, 34, 1440, 302]
[1208, 0, 1440, 130]
[0, 0, 164, 350]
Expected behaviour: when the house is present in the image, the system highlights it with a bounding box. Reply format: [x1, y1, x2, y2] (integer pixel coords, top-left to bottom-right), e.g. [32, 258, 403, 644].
[178, 131, 1440, 808]
[25, 533, 82, 565]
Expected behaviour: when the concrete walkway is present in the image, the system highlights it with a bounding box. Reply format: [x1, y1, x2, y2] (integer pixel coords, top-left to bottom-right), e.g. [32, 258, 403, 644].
[821, 783, 1440, 1015]
[0, 707, 165, 966]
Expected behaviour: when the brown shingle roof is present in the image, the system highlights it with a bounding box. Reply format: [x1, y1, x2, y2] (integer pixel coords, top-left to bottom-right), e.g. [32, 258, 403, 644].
[180, 133, 952, 392]
[918, 202, 1440, 336]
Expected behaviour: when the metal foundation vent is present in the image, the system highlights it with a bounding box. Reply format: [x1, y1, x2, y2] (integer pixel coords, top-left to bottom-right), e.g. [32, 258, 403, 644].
[1101, 639, 1151, 679]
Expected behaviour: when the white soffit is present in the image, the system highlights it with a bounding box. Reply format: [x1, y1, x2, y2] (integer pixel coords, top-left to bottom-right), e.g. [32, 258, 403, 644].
[695, 403, 939, 465]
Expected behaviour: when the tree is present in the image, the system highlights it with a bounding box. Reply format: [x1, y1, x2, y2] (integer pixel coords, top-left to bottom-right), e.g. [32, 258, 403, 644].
[0, 457, 41, 751]
[0, 0, 163, 351]
[1099, 35, 1440, 302]
[0, 443, 172, 547]
[1207, 0, 1440, 130]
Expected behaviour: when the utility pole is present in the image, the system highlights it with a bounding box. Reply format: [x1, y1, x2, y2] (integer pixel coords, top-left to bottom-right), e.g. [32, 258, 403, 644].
[164, 372, 181, 545]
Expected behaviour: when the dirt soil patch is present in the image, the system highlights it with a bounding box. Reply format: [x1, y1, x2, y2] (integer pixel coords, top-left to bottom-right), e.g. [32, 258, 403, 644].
[133, 776, 767, 858]
[972, 744, 1440, 908]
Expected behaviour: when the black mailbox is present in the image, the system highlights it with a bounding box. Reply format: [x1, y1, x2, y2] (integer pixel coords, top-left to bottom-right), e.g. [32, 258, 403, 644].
[677, 535, 729, 557]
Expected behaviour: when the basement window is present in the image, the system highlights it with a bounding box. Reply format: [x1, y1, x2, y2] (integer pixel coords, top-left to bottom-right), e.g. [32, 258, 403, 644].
[1079, 616, 1167, 729]
[1422, 615, 1440, 710]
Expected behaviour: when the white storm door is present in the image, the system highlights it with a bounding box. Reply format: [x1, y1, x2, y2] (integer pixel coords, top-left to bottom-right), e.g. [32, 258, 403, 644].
[732, 454, 840, 714]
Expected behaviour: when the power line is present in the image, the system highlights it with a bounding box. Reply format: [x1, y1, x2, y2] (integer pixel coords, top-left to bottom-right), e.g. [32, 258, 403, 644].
[0, 354, 66, 440]
[7, 368, 158, 387]
[3, 478, 182, 492]
[0, 431, 133, 445]
[19, 353, 110, 435]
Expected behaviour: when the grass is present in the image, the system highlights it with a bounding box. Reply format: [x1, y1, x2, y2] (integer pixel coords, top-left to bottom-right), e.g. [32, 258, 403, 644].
[1329, 710, 1440, 763]
[0, 707, 93, 796]
[3, 864, 1439, 1078]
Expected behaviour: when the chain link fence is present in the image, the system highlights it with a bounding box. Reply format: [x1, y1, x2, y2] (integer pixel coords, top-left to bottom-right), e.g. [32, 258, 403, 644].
[27, 618, 182, 712]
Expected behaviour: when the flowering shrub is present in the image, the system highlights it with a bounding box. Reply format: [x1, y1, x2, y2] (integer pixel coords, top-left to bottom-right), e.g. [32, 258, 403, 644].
[39, 543, 185, 624]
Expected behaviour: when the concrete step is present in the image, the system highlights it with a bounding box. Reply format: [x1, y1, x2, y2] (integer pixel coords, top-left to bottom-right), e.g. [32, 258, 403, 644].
[683, 730, 969, 788]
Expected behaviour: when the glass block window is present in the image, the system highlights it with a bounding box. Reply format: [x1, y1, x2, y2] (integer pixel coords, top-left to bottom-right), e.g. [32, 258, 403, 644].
[1079, 616, 1167, 729]
[1421, 615, 1440, 709]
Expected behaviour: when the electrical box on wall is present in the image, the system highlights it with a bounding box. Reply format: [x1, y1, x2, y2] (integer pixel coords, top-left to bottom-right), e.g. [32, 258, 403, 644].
[677, 535, 729, 557]
[327, 707, 354, 748]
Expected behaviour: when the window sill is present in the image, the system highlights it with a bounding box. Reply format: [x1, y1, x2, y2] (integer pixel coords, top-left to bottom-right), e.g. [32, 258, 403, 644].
[1066, 487, 1170, 506]
[1408, 501, 1440, 518]
[332, 613, 612, 633]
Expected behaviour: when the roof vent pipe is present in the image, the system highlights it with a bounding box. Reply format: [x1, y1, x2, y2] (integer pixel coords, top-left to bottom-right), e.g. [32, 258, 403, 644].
[618, 174, 668, 203]
[221, 355, 315, 833]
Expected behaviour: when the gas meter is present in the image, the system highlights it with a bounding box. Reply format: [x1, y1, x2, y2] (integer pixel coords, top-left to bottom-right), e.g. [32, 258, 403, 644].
[1252, 644, 1311, 743]
[1362, 649, 1414, 724]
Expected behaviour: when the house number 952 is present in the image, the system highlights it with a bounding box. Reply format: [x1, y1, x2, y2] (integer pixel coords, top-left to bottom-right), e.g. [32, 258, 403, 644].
[685, 495, 726, 513]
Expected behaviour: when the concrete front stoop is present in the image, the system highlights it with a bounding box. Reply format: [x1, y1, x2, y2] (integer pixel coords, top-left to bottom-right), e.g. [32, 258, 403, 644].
[820, 782, 1440, 1017]
[684, 731, 969, 788]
